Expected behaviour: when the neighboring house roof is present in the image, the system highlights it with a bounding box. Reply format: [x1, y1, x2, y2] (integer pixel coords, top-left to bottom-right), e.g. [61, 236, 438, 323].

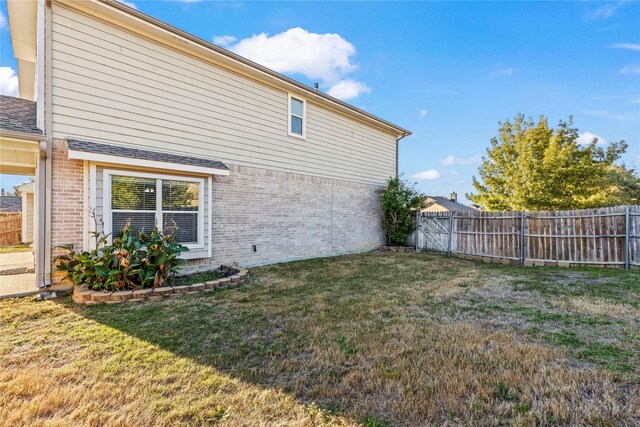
[425, 196, 477, 213]
[0, 95, 42, 135]
[67, 139, 229, 171]
[99, 0, 410, 137]
[0, 196, 22, 213]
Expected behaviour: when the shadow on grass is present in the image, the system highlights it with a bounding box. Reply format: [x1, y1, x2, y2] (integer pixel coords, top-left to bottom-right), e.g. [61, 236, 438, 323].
[58, 253, 404, 425]
[61, 252, 640, 425]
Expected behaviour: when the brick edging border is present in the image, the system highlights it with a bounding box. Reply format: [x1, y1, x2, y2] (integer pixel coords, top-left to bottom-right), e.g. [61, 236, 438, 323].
[72, 269, 249, 305]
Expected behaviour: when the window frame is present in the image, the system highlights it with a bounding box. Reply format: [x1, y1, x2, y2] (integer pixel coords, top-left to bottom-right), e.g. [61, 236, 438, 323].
[103, 168, 205, 251]
[287, 93, 306, 139]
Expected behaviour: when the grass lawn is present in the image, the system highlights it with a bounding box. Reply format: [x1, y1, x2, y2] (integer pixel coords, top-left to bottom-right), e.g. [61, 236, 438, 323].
[1, 252, 638, 426]
[0, 243, 32, 254]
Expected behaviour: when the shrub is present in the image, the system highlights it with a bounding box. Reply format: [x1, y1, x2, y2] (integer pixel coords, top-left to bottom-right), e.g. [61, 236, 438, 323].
[377, 176, 425, 245]
[56, 220, 188, 291]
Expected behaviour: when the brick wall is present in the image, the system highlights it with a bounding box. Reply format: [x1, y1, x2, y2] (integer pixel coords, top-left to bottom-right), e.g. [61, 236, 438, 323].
[48, 145, 385, 282]
[50, 138, 84, 284]
[198, 164, 385, 270]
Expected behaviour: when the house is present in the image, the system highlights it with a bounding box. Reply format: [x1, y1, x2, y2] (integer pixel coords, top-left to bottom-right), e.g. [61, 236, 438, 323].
[0, 182, 34, 243]
[16, 181, 35, 243]
[422, 192, 478, 213]
[0, 0, 410, 291]
[0, 195, 22, 216]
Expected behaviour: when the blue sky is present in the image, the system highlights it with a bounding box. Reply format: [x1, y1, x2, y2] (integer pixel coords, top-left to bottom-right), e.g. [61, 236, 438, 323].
[1, 0, 639, 202]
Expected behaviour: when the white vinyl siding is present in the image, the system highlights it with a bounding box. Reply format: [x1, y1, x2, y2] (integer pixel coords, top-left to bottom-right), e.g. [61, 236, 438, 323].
[50, 5, 397, 185]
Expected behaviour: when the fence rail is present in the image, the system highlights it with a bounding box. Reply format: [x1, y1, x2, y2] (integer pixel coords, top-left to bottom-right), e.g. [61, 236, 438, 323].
[0, 214, 22, 246]
[408, 205, 640, 270]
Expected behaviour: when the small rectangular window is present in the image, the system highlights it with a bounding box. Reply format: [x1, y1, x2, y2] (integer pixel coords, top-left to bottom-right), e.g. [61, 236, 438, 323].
[288, 95, 305, 138]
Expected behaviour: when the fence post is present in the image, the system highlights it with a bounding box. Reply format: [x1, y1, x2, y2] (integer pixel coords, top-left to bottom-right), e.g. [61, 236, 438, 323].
[415, 210, 419, 252]
[625, 206, 630, 271]
[448, 211, 454, 256]
[520, 211, 526, 266]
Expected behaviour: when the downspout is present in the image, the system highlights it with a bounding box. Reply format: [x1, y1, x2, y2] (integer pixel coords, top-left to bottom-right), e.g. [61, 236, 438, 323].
[34, 0, 49, 288]
[36, 141, 47, 288]
[42, 0, 53, 287]
[395, 132, 411, 177]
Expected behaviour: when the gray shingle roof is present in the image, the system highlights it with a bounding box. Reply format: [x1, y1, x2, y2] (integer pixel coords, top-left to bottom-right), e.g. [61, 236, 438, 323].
[426, 196, 477, 213]
[0, 196, 22, 213]
[67, 139, 229, 171]
[0, 95, 42, 135]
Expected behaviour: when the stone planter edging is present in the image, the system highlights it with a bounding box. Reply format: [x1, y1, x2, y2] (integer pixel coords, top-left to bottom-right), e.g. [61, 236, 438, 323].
[72, 269, 249, 305]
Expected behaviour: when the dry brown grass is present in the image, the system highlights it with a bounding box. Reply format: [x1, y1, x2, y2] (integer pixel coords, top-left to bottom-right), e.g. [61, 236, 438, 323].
[1, 252, 638, 426]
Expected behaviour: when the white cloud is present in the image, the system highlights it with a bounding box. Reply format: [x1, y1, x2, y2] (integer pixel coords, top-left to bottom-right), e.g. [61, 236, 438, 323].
[222, 27, 369, 99]
[491, 68, 514, 77]
[0, 11, 7, 30]
[419, 109, 428, 117]
[440, 154, 482, 166]
[610, 43, 640, 51]
[412, 169, 440, 181]
[229, 27, 356, 82]
[0, 67, 19, 97]
[577, 132, 607, 145]
[587, 1, 628, 20]
[212, 35, 237, 47]
[326, 80, 370, 100]
[620, 63, 640, 75]
[116, 0, 137, 9]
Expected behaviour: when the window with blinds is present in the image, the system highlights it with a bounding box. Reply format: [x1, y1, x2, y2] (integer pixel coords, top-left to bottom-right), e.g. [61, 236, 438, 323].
[110, 174, 201, 245]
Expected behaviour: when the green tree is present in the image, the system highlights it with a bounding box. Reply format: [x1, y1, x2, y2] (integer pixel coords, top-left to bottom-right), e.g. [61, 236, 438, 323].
[0, 187, 18, 196]
[377, 176, 425, 245]
[605, 164, 640, 205]
[467, 114, 636, 211]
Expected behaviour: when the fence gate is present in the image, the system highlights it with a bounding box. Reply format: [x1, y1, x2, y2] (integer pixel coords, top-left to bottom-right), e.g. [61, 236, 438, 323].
[415, 212, 453, 253]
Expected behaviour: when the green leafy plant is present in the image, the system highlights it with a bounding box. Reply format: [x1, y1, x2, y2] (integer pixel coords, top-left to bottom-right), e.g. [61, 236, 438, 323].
[493, 382, 519, 401]
[377, 176, 425, 245]
[361, 415, 391, 427]
[336, 333, 363, 355]
[55, 219, 188, 291]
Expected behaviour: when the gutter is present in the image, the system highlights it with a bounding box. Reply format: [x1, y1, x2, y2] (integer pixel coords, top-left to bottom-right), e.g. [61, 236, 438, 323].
[395, 132, 411, 177]
[0, 129, 47, 141]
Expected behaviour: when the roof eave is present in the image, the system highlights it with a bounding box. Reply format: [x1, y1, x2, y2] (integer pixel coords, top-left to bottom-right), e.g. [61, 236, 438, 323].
[0, 129, 46, 141]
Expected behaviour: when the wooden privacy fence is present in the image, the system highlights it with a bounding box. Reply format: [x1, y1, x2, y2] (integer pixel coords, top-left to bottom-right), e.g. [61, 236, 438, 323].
[408, 205, 640, 270]
[0, 214, 22, 246]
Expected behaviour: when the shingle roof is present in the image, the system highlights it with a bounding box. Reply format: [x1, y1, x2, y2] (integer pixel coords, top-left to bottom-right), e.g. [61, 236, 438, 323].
[0, 196, 22, 213]
[426, 196, 477, 213]
[67, 139, 229, 171]
[0, 95, 42, 135]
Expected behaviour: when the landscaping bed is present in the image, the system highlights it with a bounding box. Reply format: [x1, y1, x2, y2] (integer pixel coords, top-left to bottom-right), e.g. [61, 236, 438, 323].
[72, 267, 249, 305]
